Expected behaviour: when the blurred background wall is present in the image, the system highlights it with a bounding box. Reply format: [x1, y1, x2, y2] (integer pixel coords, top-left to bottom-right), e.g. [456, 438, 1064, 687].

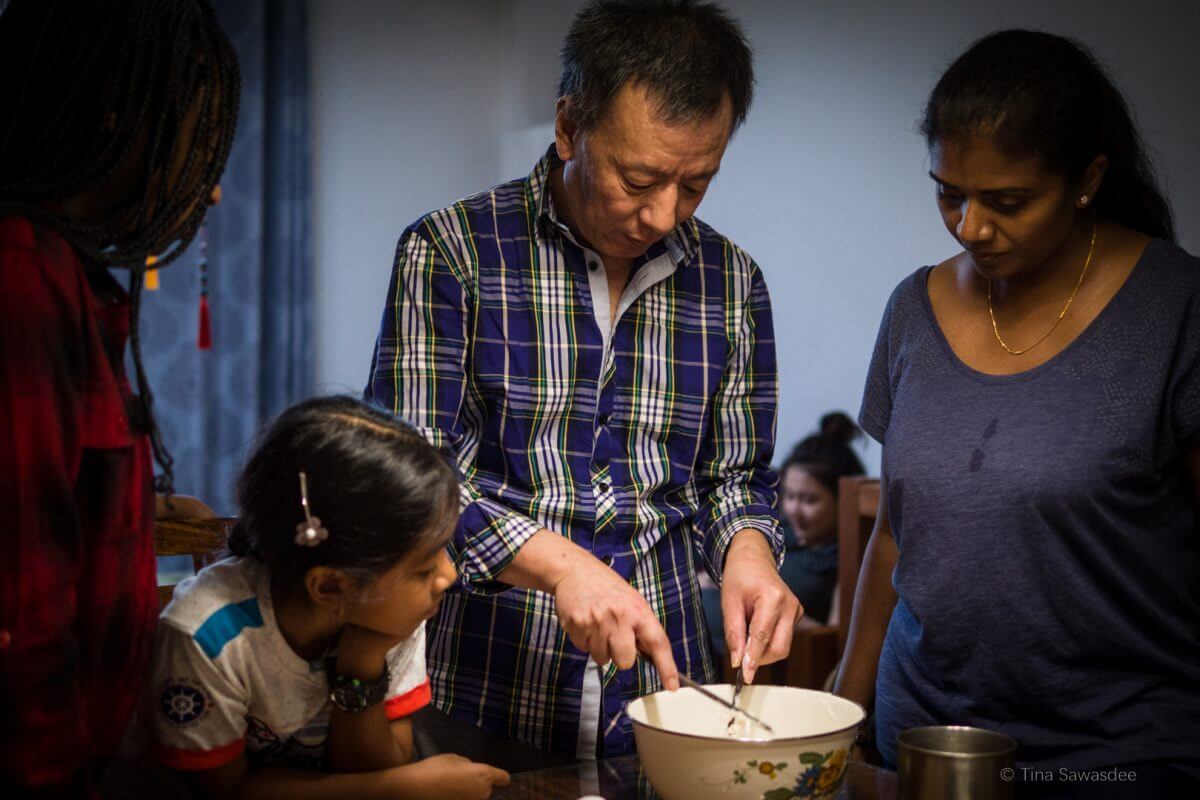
[309, 0, 1200, 472]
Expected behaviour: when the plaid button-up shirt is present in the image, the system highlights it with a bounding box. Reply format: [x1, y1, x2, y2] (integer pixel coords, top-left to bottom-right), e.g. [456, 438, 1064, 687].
[365, 148, 781, 758]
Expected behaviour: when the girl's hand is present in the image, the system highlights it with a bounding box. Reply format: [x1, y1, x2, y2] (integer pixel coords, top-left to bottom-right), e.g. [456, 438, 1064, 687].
[401, 753, 510, 799]
[335, 624, 409, 680]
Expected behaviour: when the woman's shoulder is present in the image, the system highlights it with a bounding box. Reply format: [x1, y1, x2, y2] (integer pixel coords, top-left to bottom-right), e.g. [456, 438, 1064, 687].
[1141, 238, 1200, 292]
[0, 215, 79, 265]
[871, 262, 938, 338]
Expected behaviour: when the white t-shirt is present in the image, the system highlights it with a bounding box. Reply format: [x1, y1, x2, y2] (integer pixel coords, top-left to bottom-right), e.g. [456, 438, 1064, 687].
[143, 557, 430, 772]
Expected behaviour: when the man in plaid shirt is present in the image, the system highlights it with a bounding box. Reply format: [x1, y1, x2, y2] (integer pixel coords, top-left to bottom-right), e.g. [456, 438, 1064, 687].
[366, 0, 800, 760]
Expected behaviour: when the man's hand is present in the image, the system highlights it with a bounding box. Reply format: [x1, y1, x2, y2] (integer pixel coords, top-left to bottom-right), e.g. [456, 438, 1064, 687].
[720, 529, 802, 683]
[551, 553, 681, 690]
[498, 529, 680, 689]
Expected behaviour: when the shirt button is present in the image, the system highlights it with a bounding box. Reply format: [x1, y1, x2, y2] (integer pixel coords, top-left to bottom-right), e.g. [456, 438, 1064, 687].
[597, 413, 611, 426]
[598, 482, 610, 493]
[587, 259, 600, 271]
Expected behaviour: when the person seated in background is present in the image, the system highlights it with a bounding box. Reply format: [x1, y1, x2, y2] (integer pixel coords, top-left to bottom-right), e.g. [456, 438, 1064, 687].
[702, 412, 866, 667]
[143, 397, 509, 798]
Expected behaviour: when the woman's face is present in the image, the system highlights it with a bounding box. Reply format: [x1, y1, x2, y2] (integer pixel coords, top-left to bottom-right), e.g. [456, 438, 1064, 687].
[780, 466, 837, 548]
[344, 508, 459, 639]
[929, 135, 1082, 281]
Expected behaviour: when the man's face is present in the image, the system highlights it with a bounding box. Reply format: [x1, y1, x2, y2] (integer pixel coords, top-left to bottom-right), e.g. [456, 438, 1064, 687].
[554, 80, 734, 262]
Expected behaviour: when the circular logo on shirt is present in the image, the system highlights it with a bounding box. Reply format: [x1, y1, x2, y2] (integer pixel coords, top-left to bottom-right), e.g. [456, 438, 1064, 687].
[161, 683, 209, 725]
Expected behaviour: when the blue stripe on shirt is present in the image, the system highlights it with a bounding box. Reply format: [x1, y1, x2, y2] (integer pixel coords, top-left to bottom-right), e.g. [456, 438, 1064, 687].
[193, 597, 264, 659]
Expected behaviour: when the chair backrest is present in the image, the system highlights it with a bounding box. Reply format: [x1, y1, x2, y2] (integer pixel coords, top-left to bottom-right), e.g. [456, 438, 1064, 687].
[154, 518, 236, 608]
[836, 477, 880, 654]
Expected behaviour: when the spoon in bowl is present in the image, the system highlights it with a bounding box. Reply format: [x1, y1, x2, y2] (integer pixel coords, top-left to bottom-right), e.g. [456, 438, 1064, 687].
[676, 673, 775, 735]
[727, 662, 746, 733]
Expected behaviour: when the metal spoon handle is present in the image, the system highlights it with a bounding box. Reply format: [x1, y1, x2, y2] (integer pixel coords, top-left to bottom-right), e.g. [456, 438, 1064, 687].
[676, 673, 775, 735]
[728, 664, 746, 732]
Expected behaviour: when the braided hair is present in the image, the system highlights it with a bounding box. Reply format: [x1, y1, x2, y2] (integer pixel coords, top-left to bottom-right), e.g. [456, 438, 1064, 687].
[0, 0, 241, 494]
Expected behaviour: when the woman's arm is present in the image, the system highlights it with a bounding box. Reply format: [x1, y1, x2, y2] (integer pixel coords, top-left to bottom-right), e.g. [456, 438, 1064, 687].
[833, 462, 898, 715]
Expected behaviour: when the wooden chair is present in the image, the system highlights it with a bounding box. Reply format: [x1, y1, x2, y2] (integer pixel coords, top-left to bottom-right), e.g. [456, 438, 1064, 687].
[835, 477, 880, 654]
[154, 518, 236, 608]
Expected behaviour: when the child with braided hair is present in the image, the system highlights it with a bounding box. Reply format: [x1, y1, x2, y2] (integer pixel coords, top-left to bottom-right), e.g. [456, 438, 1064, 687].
[0, 0, 239, 793]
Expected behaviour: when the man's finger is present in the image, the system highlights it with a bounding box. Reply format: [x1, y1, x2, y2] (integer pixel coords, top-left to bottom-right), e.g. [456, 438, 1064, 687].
[764, 603, 796, 665]
[609, 626, 638, 670]
[635, 616, 679, 690]
[721, 591, 748, 669]
[742, 602, 781, 683]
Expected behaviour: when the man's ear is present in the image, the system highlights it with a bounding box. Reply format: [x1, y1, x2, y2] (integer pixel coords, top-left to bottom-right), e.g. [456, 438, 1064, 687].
[304, 566, 357, 613]
[554, 95, 579, 163]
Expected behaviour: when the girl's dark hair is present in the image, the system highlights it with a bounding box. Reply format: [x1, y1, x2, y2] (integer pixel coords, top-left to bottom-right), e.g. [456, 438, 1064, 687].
[781, 412, 865, 496]
[0, 0, 241, 495]
[559, 0, 754, 133]
[921, 29, 1174, 242]
[228, 397, 460, 588]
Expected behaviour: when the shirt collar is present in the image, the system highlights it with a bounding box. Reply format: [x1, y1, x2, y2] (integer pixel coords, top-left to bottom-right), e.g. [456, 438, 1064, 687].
[527, 144, 700, 269]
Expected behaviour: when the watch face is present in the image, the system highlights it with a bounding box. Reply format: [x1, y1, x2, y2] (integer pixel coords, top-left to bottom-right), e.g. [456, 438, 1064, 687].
[331, 684, 369, 713]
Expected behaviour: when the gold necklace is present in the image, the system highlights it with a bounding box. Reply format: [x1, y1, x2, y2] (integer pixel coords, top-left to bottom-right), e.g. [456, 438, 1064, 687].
[987, 221, 1097, 356]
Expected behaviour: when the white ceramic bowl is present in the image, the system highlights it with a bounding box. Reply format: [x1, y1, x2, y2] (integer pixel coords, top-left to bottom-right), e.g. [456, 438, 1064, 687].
[627, 684, 864, 800]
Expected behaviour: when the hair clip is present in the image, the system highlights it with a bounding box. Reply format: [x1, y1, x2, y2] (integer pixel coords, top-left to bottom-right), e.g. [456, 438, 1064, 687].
[294, 471, 330, 547]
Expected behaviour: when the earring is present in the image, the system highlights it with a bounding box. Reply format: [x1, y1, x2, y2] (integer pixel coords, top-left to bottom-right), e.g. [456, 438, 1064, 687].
[1078, 195, 1089, 208]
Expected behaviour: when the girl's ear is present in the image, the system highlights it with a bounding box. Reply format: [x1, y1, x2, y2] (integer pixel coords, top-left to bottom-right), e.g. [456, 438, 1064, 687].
[304, 566, 356, 613]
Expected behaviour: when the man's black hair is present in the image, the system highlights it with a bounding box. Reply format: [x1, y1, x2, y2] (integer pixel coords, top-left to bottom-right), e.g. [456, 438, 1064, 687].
[558, 0, 754, 133]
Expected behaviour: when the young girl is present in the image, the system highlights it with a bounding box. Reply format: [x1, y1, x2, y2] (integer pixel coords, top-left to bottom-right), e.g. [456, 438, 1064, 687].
[142, 397, 510, 798]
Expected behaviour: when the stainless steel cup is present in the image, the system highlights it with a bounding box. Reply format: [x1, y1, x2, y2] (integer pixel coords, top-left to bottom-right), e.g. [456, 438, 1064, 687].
[898, 725, 1017, 800]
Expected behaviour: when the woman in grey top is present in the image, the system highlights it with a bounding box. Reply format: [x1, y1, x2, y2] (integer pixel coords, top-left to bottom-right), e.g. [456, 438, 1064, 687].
[836, 30, 1200, 799]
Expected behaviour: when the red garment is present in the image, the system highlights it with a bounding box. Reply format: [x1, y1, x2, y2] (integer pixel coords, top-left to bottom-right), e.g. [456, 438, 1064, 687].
[0, 217, 157, 795]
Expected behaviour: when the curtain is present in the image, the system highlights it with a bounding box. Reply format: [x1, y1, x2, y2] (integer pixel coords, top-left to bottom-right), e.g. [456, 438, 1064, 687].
[140, 0, 313, 516]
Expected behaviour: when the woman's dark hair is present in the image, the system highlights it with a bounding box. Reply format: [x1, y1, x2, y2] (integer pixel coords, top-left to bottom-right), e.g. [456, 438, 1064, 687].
[781, 412, 865, 496]
[228, 397, 460, 588]
[0, 0, 241, 495]
[558, 0, 754, 133]
[921, 29, 1174, 242]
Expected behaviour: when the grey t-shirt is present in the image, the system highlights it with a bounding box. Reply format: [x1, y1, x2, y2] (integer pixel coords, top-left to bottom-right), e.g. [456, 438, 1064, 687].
[859, 239, 1200, 775]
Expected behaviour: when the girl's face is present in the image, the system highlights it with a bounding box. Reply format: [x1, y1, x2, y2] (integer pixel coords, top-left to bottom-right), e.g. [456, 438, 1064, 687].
[343, 509, 459, 639]
[929, 135, 1081, 282]
[780, 466, 837, 548]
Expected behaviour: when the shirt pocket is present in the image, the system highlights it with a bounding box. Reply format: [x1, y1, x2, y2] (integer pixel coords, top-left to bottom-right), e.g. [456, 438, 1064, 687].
[76, 378, 141, 542]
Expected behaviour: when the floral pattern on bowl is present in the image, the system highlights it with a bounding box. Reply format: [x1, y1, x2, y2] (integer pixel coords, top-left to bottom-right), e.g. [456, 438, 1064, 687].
[711, 748, 848, 800]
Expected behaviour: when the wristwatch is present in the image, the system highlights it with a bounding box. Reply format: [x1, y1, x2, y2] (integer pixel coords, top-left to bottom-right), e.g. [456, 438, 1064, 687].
[327, 661, 390, 713]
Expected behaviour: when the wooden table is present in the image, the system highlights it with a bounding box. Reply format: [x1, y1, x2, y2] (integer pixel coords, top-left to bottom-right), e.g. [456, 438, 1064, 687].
[493, 754, 897, 799]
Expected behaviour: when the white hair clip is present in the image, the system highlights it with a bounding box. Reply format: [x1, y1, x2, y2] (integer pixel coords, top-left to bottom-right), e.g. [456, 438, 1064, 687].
[294, 471, 330, 547]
